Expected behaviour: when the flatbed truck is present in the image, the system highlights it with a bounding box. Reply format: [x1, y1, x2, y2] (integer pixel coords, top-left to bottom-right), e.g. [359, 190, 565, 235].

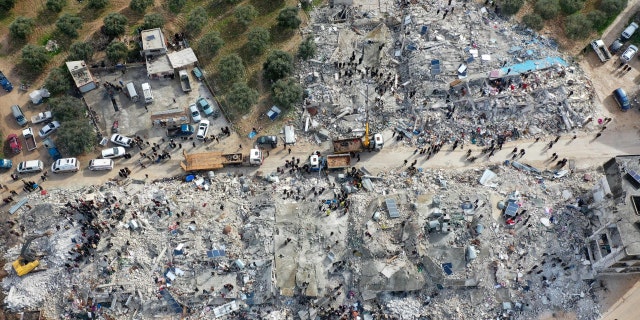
[332, 133, 384, 154]
[326, 154, 351, 169]
[181, 149, 263, 171]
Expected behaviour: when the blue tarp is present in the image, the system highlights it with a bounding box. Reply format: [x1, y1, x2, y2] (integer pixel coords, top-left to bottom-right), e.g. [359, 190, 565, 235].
[185, 175, 195, 182]
[442, 263, 453, 275]
[501, 57, 568, 75]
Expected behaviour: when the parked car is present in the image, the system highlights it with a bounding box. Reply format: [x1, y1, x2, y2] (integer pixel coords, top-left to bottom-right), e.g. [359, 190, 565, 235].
[17, 160, 44, 173]
[11, 105, 27, 127]
[101, 147, 126, 159]
[189, 104, 201, 122]
[196, 119, 210, 140]
[8, 134, 21, 154]
[621, 45, 638, 63]
[110, 134, 133, 147]
[0, 159, 12, 169]
[197, 97, 218, 118]
[192, 67, 204, 81]
[622, 22, 639, 40]
[51, 157, 79, 173]
[256, 135, 278, 148]
[613, 88, 631, 111]
[610, 39, 624, 54]
[38, 121, 61, 138]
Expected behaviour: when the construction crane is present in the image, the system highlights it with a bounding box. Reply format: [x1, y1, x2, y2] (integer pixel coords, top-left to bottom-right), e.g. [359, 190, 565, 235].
[12, 231, 52, 276]
[362, 84, 371, 148]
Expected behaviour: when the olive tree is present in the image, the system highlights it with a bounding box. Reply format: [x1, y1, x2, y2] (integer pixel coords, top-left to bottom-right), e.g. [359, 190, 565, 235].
[68, 41, 94, 61]
[234, 5, 258, 27]
[142, 13, 165, 29]
[56, 14, 83, 38]
[185, 7, 208, 37]
[21, 45, 50, 72]
[56, 120, 97, 156]
[217, 54, 245, 86]
[522, 14, 544, 31]
[247, 27, 270, 55]
[226, 82, 258, 113]
[87, 0, 109, 9]
[50, 96, 85, 121]
[198, 31, 224, 60]
[272, 78, 302, 110]
[600, 0, 627, 17]
[9, 17, 35, 40]
[565, 13, 592, 39]
[130, 0, 153, 13]
[44, 67, 72, 95]
[106, 41, 128, 63]
[559, 0, 583, 15]
[498, 0, 524, 15]
[534, 0, 561, 20]
[263, 50, 294, 82]
[167, 0, 186, 13]
[46, 0, 67, 13]
[587, 10, 609, 31]
[0, 0, 16, 11]
[277, 7, 301, 29]
[298, 35, 316, 60]
[103, 12, 128, 37]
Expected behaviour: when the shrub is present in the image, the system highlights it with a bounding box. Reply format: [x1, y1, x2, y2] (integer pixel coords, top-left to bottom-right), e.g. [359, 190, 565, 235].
[103, 12, 128, 37]
[106, 41, 128, 63]
[263, 50, 293, 81]
[87, 0, 109, 9]
[185, 7, 208, 37]
[298, 35, 316, 60]
[68, 41, 94, 61]
[499, 0, 525, 16]
[277, 7, 301, 29]
[217, 54, 245, 85]
[44, 67, 72, 95]
[142, 13, 165, 29]
[587, 10, 609, 31]
[534, 0, 561, 20]
[226, 83, 258, 113]
[0, 0, 16, 11]
[272, 78, 302, 110]
[522, 14, 545, 30]
[565, 13, 592, 39]
[600, 0, 627, 18]
[50, 96, 85, 121]
[56, 120, 97, 156]
[21, 45, 50, 72]
[46, 0, 67, 13]
[130, 0, 153, 13]
[234, 5, 258, 27]
[198, 31, 224, 60]
[247, 27, 270, 55]
[9, 17, 35, 40]
[56, 14, 83, 38]
[559, 0, 583, 15]
[167, 0, 185, 13]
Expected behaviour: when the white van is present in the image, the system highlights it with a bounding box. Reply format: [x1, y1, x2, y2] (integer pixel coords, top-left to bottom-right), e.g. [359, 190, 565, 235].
[141, 82, 153, 104]
[17, 160, 44, 173]
[126, 82, 139, 102]
[52, 158, 79, 173]
[88, 159, 114, 171]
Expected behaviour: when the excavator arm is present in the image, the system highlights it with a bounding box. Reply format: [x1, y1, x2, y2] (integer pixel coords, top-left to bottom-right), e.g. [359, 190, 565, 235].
[13, 231, 52, 276]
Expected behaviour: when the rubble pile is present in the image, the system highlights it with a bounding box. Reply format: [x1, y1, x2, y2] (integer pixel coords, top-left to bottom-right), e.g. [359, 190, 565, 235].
[2, 161, 605, 318]
[297, 0, 600, 147]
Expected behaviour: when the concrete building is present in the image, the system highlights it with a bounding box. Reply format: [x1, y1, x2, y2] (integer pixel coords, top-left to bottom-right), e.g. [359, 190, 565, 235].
[140, 28, 167, 57]
[65, 60, 97, 93]
[167, 48, 198, 72]
[586, 155, 640, 274]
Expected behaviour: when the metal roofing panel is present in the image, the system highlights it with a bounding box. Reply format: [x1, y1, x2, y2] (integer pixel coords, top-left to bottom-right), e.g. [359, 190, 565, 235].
[386, 198, 399, 218]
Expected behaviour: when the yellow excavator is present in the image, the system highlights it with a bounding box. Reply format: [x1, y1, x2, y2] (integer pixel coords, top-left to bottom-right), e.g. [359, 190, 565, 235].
[12, 231, 52, 276]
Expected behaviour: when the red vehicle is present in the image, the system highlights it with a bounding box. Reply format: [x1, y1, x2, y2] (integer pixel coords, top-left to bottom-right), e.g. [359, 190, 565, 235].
[8, 134, 21, 154]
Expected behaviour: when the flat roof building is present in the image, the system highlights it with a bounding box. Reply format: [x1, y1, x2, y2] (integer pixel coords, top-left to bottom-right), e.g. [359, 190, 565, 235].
[141, 28, 167, 57]
[65, 60, 96, 93]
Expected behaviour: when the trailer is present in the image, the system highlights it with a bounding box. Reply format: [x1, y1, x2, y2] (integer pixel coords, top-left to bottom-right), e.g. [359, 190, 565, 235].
[591, 40, 612, 62]
[22, 127, 37, 151]
[180, 148, 263, 171]
[326, 154, 351, 169]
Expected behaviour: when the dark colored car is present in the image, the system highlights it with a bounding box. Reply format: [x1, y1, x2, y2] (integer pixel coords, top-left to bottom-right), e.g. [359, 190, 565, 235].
[256, 135, 278, 148]
[613, 88, 630, 111]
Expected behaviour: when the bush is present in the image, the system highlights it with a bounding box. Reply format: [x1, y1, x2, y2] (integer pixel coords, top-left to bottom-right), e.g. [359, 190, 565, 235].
[56, 14, 83, 38]
[235, 5, 258, 27]
[87, 0, 109, 9]
[68, 41, 94, 61]
[247, 27, 270, 55]
[142, 13, 165, 29]
[600, 0, 627, 18]
[0, 0, 16, 11]
[21, 45, 50, 72]
[272, 78, 302, 110]
[44, 67, 73, 96]
[263, 50, 294, 82]
[50, 96, 85, 121]
[130, 0, 153, 13]
[499, 0, 525, 16]
[56, 120, 97, 156]
[106, 41, 128, 63]
[559, 0, 583, 15]
[167, 0, 185, 13]
[522, 14, 545, 31]
[226, 82, 258, 113]
[198, 31, 224, 60]
[103, 13, 128, 37]
[46, 0, 67, 12]
[217, 54, 245, 86]
[185, 7, 208, 37]
[535, 0, 561, 20]
[587, 10, 609, 31]
[298, 35, 316, 60]
[9, 17, 35, 40]
[277, 7, 301, 29]
[565, 13, 592, 39]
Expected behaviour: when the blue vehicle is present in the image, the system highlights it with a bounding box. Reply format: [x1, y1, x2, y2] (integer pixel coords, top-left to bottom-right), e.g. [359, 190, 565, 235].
[613, 88, 630, 111]
[0, 71, 13, 92]
[0, 159, 13, 169]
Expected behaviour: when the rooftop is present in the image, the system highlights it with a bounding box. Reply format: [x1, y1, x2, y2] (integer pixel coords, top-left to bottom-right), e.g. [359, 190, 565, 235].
[602, 155, 640, 256]
[65, 61, 94, 88]
[167, 48, 198, 69]
[146, 54, 173, 75]
[140, 28, 167, 52]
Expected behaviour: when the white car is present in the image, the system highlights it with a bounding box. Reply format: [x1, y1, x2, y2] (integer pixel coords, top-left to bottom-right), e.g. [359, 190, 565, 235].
[101, 147, 126, 159]
[196, 119, 210, 140]
[17, 160, 44, 173]
[110, 134, 133, 147]
[621, 45, 638, 63]
[189, 104, 201, 122]
[38, 121, 61, 138]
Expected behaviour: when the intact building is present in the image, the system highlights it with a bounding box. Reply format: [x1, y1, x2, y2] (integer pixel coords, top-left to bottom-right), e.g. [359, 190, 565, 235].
[65, 61, 96, 93]
[586, 155, 640, 274]
[140, 28, 168, 57]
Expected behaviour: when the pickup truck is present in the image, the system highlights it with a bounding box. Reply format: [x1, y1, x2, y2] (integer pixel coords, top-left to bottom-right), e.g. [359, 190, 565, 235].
[22, 127, 37, 151]
[326, 154, 351, 169]
[179, 70, 192, 92]
[167, 124, 195, 137]
[0, 71, 13, 92]
[31, 111, 53, 124]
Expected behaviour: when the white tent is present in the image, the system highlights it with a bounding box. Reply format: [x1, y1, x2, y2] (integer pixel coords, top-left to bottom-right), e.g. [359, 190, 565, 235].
[29, 88, 51, 104]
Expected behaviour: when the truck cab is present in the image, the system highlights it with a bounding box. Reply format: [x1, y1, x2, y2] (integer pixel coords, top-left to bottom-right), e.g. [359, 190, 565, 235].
[248, 148, 263, 166]
[309, 154, 325, 172]
[372, 133, 384, 151]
